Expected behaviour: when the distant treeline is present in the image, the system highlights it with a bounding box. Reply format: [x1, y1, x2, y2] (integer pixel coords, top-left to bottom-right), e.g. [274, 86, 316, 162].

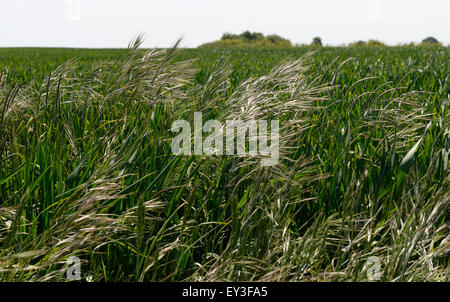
[199, 32, 445, 48]
[199, 31, 292, 48]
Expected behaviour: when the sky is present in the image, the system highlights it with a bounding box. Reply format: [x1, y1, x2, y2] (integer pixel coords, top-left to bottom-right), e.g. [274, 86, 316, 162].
[0, 0, 449, 48]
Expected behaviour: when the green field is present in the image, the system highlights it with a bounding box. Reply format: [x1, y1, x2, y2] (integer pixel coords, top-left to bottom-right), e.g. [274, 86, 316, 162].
[0, 42, 449, 281]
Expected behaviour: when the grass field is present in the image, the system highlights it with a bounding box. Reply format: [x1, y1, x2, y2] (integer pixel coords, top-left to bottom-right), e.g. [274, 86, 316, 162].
[0, 40, 449, 281]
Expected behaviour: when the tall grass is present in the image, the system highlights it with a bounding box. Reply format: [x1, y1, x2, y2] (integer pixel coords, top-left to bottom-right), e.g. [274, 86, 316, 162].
[0, 39, 448, 281]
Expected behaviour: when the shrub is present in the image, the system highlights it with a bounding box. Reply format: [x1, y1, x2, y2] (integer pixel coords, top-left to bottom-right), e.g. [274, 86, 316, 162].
[311, 37, 322, 46]
[420, 36, 442, 46]
[348, 40, 367, 47]
[199, 31, 292, 48]
[367, 39, 386, 47]
[221, 32, 239, 40]
[240, 31, 265, 41]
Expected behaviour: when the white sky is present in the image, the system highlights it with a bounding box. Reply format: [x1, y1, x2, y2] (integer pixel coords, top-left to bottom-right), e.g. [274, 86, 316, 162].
[0, 0, 449, 48]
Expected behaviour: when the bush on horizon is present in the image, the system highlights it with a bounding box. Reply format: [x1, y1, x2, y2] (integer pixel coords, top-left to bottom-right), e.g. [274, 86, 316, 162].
[199, 31, 292, 48]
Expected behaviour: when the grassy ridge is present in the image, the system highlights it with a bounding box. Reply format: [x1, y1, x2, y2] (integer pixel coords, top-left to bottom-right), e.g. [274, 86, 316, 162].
[0, 42, 448, 281]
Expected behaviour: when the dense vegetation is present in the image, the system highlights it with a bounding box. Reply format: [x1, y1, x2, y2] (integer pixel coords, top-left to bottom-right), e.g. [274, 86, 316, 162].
[199, 31, 292, 48]
[0, 40, 449, 281]
[198, 31, 443, 48]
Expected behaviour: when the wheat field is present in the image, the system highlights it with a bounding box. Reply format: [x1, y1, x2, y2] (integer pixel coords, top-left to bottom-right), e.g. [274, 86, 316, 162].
[0, 38, 448, 281]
